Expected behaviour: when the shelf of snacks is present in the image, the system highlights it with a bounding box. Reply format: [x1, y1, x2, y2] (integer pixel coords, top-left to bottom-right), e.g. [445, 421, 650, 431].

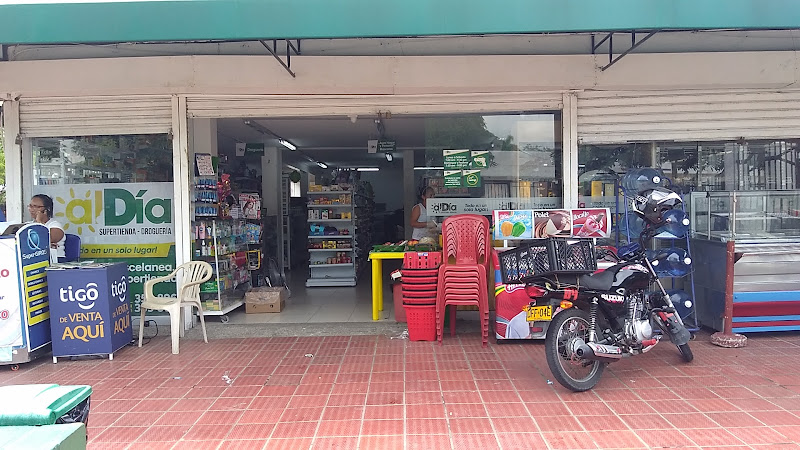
[306, 185, 357, 287]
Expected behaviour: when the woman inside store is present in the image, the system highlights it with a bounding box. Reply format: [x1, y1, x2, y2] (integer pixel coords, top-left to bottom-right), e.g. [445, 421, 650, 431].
[410, 186, 438, 240]
[29, 194, 65, 263]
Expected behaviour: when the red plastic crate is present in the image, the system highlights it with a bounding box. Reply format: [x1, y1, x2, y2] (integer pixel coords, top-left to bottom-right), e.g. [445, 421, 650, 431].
[403, 297, 436, 305]
[403, 252, 442, 269]
[404, 304, 437, 341]
[401, 268, 439, 278]
[401, 283, 438, 291]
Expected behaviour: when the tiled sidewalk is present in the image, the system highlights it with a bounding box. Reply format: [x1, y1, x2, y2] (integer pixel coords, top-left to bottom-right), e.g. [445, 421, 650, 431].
[2, 331, 800, 449]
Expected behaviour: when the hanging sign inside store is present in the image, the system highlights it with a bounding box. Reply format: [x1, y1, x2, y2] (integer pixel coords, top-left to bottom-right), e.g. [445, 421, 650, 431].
[493, 208, 611, 240]
[195, 154, 215, 176]
[428, 197, 566, 217]
[377, 140, 396, 153]
[443, 170, 463, 187]
[36, 183, 177, 314]
[443, 149, 470, 169]
[236, 143, 265, 157]
[463, 169, 482, 188]
[471, 150, 490, 168]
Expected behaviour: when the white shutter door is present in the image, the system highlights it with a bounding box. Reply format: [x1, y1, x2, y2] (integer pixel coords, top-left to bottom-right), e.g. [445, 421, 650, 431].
[187, 92, 563, 118]
[577, 89, 800, 144]
[19, 95, 172, 137]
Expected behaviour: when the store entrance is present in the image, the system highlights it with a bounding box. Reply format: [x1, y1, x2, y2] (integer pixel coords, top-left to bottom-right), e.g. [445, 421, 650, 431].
[191, 112, 562, 325]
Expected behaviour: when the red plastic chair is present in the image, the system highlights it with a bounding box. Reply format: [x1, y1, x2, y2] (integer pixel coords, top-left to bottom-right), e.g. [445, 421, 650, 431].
[435, 214, 491, 346]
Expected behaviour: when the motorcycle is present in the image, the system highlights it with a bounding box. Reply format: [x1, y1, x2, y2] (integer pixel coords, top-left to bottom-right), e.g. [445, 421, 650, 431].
[504, 187, 694, 392]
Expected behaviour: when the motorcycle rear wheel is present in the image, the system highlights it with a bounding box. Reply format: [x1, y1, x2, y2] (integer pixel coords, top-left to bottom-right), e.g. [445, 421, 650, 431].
[545, 308, 606, 392]
[677, 343, 694, 362]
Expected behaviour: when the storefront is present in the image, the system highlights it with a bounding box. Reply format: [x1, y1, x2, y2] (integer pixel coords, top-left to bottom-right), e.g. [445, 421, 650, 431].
[2, 0, 800, 329]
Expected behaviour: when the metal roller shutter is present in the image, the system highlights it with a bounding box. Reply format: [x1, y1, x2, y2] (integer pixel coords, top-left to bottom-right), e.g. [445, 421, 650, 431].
[19, 95, 172, 137]
[577, 89, 800, 144]
[187, 92, 563, 118]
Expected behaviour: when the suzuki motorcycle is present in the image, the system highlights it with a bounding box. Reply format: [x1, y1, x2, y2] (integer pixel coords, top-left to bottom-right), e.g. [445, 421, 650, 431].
[522, 187, 693, 392]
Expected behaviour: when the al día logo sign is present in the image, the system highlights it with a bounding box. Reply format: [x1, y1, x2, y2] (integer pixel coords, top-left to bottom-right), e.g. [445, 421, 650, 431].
[52, 186, 171, 236]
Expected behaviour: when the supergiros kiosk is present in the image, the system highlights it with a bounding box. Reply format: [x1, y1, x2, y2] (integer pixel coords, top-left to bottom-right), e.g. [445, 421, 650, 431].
[0, 223, 52, 370]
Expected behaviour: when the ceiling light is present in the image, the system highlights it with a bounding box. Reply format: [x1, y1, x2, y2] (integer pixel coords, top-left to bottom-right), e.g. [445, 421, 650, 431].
[357, 167, 380, 172]
[316, 161, 328, 169]
[385, 152, 393, 162]
[279, 139, 297, 151]
[413, 166, 445, 170]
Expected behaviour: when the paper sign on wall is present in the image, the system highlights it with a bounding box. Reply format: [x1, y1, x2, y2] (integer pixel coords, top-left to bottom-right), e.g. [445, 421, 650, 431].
[463, 169, 482, 188]
[444, 170, 463, 187]
[471, 150, 489, 168]
[443, 149, 470, 169]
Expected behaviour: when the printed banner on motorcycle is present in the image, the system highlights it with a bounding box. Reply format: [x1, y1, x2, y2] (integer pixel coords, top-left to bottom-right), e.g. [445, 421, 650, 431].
[493, 208, 611, 240]
[36, 183, 176, 313]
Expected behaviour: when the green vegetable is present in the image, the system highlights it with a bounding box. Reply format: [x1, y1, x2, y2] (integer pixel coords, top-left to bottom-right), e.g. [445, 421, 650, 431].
[511, 221, 526, 237]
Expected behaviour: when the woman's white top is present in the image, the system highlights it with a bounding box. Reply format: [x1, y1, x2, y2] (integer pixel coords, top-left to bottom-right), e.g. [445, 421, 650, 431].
[412, 203, 431, 240]
[45, 218, 66, 260]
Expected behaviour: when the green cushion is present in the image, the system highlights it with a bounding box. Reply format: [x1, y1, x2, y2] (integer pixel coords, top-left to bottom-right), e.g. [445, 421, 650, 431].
[0, 384, 92, 426]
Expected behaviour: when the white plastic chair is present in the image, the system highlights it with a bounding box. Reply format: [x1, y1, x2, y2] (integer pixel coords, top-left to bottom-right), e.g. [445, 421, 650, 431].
[138, 261, 213, 354]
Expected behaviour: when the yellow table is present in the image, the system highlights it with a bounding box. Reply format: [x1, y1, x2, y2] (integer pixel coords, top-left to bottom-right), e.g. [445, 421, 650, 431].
[367, 251, 406, 320]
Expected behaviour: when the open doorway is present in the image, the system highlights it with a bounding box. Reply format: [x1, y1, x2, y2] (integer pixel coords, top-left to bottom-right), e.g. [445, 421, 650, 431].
[191, 112, 562, 324]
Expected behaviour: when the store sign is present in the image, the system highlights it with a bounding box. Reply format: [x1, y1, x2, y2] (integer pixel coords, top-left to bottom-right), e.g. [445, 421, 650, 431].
[463, 169, 482, 188]
[428, 197, 564, 217]
[471, 151, 489, 168]
[378, 140, 396, 153]
[493, 208, 611, 239]
[443, 170, 463, 187]
[443, 149, 470, 169]
[37, 183, 176, 314]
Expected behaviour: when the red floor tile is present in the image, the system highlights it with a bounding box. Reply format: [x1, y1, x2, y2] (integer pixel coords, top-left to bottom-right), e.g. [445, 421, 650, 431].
[226, 423, 276, 440]
[590, 429, 646, 448]
[271, 421, 319, 439]
[171, 439, 224, 450]
[361, 418, 404, 436]
[358, 434, 404, 449]
[683, 428, 745, 447]
[636, 429, 699, 448]
[406, 418, 450, 435]
[135, 425, 191, 442]
[217, 439, 268, 450]
[315, 419, 362, 437]
[445, 402, 487, 418]
[448, 417, 495, 434]
[280, 406, 324, 422]
[364, 404, 404, 420]
[540, 431, 598, 449]
[91, 426, 148, 443]
[312, 436, 359, 449]
[406, 434, 452, 450]
[265, 437, 313, 450]
[183, 423, 232, 440]
[495, 432, 547, 450]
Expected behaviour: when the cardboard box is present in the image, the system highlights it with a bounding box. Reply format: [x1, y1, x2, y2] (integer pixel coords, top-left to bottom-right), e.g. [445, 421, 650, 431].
[245, 287, 287, 313]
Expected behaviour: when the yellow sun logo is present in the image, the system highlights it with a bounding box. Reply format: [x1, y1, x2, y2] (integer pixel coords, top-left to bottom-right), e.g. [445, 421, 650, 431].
[54, 187, 97, 236]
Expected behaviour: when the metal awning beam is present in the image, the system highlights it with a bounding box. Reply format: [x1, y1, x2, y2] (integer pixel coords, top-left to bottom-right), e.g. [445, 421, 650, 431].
[591, 30, 659, 71]
[259, 39, 301, 78]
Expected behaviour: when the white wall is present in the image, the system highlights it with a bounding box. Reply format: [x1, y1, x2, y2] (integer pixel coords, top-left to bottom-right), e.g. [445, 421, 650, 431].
[2, 52, 799, 99]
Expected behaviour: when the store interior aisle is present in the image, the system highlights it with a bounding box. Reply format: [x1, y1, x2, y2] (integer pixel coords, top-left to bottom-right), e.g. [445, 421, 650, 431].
[223, 266, 402, 325]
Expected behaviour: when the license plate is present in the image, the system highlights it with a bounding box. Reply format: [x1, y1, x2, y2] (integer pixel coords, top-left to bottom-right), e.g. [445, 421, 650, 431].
[525, 305, 552, 322]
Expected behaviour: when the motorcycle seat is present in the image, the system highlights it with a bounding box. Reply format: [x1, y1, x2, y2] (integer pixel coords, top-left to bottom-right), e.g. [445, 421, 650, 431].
[578, 268, 619, 291]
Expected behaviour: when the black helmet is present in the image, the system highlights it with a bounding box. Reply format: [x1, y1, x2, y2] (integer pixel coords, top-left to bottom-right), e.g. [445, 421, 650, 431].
[631, 187, 683, 225]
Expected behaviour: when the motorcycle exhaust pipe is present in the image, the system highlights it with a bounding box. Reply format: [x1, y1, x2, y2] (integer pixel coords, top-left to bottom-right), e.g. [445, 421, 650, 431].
[574, 341, 624, 361]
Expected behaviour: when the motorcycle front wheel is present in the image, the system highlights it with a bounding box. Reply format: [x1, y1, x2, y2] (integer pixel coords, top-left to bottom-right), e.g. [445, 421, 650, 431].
[545, 308, 606, 392]
[677, 343, 694, 362]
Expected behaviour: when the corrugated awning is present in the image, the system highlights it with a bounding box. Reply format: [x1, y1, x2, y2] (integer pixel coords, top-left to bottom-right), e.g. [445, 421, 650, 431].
[0, 0, 798, 45]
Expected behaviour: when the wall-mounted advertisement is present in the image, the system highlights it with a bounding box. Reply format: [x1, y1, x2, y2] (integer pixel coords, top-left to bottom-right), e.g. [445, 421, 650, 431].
[493, 208, 611, 240]
[36, 183, 176, 314]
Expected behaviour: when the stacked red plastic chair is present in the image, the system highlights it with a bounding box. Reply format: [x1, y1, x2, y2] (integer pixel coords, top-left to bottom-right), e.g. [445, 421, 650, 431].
[401, 251, 443, 341]
[436, 214, 491, 346]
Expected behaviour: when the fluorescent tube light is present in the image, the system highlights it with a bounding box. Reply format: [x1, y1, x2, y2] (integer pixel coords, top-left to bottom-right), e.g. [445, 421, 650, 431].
[316, 162, 328, 169]
[413, 166, 444, 170]
[385, 152, 393, 162]
[279, 139, 297, 151]
[356, 167, 380, 172]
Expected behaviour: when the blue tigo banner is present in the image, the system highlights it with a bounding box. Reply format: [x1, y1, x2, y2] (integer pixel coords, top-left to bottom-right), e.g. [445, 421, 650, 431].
[47, 262, 131, 358]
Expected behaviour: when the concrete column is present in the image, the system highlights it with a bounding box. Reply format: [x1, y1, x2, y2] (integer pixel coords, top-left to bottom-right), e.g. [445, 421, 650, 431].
[262, 147, 283, 264]
[562, 91, 579, 209]
[2, 101, 23, 222]
[403, 149, 415, 239]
